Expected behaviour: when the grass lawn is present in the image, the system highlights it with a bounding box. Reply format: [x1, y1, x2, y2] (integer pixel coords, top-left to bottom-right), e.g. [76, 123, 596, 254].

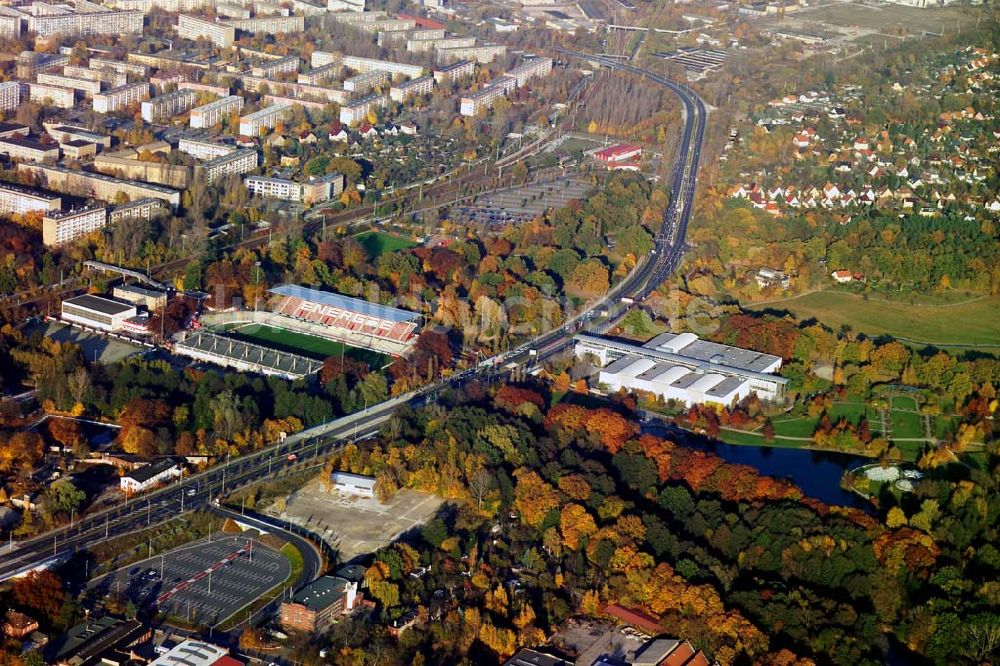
[719, 428, 767, 445]
[355, 231, 417, 259]
[891, 395, 919, 411]
[829, 402, 867, 423]
[891, 410, 924, 439]
[935, 415, 957, 440]
[749, 291, 1000, 348]
[895, 440, 925, 463]
[771, 416, 817, 438]
[224, 324, 390, 367]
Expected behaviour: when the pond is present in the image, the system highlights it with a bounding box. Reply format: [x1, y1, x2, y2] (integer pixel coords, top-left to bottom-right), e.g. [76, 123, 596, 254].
[642, 421, 871, 510]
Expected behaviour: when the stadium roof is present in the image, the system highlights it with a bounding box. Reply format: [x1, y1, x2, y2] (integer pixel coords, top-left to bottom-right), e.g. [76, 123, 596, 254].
[270, 284, 420, 323]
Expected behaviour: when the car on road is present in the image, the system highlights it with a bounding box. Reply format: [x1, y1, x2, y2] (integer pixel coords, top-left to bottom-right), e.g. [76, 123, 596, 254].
[186, 488, 196, 497]
[286, 453, 297, 461]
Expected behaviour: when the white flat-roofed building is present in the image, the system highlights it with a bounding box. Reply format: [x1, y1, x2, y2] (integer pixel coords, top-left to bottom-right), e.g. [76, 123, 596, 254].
[245, 175, 302, 201]
[459, 80, 513, 116]
[328, 6, 381, 20]
[437, 44, 506, 64]
[42, 206, 108, 246]
[251, 54, 299, 78]
[27, 6, 143, 37]
[353, 17, 416, 33]
[0, 13, 20, 39]
[389, 75, 433, 102]
[113, 283, 168, 310]
[297, 61, 342, 85]
[28, 82, 76, 108]
[44, 123, 111, 149]
[331, 471, 375, 496]
[189, 95, 244, 128]
[406, 36, 475, 53]
[63, 65, 127, 87]
[177, 137, 236, 160]
[339, 93, 387, 125]
[433, 59, 474, 85]
[141, 88, 198, 122]
[16, 51, 69, 79]
[239, 104, 292, 136]
[110, 197, 166, 223]
[340, 55, 424, 78]
[0, 183, 61, 215]
[199, 148, 258, 183]
[89, 57, 147, 77]
[239, 77, 350, 105]
[217, 2, 250, 18]
[576, 332, 788, 405]
[0, 82, 20, 111]
[378, 27, 444, 46]
[506, 56, 552, 86]
[61, 293, 137, 332]
[93, 82, 149, 113]
[221, 14, 304, 34]
[343, 70, 388, 94]
[0, 137, 60, 163]
[36, 73, 102, 97]
[177, 14, 236, 47]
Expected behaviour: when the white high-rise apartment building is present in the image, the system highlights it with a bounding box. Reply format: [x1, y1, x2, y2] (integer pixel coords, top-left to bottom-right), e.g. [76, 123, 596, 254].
[189, 95, 244, 128]
[93, 82, 150, 113]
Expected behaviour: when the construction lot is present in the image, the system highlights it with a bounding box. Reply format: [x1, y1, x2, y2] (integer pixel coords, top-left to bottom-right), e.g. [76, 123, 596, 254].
[91, 535, 289, 626]
[265, 475, 445, 562]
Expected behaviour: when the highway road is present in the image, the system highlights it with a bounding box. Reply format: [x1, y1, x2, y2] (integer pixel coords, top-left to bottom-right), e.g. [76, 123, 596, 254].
[0, 54, 708, 591]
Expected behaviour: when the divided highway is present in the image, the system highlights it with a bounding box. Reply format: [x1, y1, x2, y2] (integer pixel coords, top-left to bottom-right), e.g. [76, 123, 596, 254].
[0, 54, 708, 586]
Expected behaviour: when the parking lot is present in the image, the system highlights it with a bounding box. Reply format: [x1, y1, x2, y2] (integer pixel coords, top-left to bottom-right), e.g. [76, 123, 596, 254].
[92, 534, 290, 626]
[266, 475, 445, 562]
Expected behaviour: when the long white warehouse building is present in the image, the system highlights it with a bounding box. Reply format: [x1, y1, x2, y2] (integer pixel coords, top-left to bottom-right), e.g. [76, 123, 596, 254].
[575, 332, 788, 406]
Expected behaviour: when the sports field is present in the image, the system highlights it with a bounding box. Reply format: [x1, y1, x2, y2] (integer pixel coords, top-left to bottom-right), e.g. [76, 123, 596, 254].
[224, 324, 389, 367]
[750, 292, 1000, 348]
[355, 231, 418, 259]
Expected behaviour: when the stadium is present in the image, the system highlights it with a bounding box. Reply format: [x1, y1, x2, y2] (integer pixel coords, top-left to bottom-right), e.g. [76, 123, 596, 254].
[173, 285, 422, 380]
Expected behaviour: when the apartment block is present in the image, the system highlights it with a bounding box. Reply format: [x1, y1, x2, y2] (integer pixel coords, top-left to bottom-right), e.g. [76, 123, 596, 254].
[177, 14, 236, 47]
[0, 183, 61, 215]
[61, 140, 97, 159]
[42, 206, 108, 247]
[36, 73, 103, 97]
[245, 175, 302, 200]
[433, 59, 475, 85]
[93, 82, 150, 113]
[377, 27, 444, 46]
[198, 148, 259, 183]
[459, 79, 513, 116]
[238, 103, 292, 136]
[25, 6, 143, 37]
[0, 123, 29, 139]
[436, 44, 507, 64]
[328, 8, 384, 22]
[18, 163, 182, 209]
[328, 0, 366, 10]
[89, 57, 148, 77]
[109, 197, 166, 223]
[0, 14, 21, 39]
[16, 51, 69, 79]
[177, 137, 236, 160]
[344, 70, 389, 94]
[251, 55, 299, 78]
[178, 81, 230, 97]
[221, 15, 304, 34]
[28, 82, 76, 108]
[217, 2, 251, 18]
[506, 56, 553, 87]
[63, 65, 127, 87]
[93, 154, 191, 189]
[406, 36, 476, 53]
[189, 95, 244, 128]
[339, 93, 387, 125]
[353, 18, 416, 33]
[239, 77, 350, 105]
[44, 123, 112, 149]
[297, 61, 342, 85]
[389, 75, 434, 102]
[141, 88, 198, 122]
[340, 55, 424, 78]
[0, 137, 60, 163]
[263, 94, 325, 110]
[0, 81, 20, 112]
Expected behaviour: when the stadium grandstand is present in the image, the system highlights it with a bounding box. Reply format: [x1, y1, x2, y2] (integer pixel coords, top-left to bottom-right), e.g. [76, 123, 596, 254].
[173, 330, 322, 380]
[268, 284, 421, 356]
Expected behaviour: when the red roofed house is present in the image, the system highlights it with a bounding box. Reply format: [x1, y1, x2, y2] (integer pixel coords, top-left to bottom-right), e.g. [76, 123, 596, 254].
[212, 657, 245, 666]
[831, 269, 863, 284]
[594, 144, 642, 169]
[601, 604, 661, 635]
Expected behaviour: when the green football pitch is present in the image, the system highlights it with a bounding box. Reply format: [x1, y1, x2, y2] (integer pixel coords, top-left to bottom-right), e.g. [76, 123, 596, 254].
[223, 324, 390, 367]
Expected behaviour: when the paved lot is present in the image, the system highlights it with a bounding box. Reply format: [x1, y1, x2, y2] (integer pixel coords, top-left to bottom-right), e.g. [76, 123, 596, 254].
[551, 619, 646, 665]
[34, 321, 145, 365]
[266, 475, 445, 562]
[92, 534, 289, 626]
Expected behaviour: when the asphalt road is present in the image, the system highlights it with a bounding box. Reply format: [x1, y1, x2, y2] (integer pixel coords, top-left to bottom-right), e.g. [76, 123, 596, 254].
[0, 54, 708, 590]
